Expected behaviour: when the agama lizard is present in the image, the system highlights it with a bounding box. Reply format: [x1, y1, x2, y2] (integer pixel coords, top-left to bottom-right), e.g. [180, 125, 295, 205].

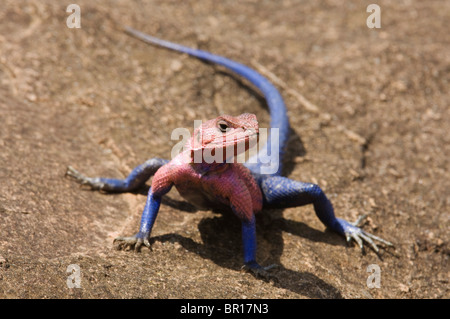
[66, 27, 392, 276]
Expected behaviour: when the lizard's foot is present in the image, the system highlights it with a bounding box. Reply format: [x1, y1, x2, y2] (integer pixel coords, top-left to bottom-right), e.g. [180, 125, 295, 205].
[114, 232, 151, 252]
[65, 166, 105, 190]
[242, 261, 278, 281]
[336, 215, 393, 253]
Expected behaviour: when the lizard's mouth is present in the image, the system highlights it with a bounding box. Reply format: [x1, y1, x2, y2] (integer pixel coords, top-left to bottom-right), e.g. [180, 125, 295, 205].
[189, 125, 259, 164]
[209, 130, 259, 163]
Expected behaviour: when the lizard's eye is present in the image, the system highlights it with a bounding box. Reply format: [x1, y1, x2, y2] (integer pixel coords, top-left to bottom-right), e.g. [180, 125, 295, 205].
[217, 121, 229, 133]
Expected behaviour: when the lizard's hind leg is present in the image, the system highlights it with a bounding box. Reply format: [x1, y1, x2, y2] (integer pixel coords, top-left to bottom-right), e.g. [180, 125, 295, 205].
[260, 175, 393, 252]
[66, 158, 169, 193]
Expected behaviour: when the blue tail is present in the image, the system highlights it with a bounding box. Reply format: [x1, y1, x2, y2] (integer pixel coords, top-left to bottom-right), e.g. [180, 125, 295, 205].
[125, 26, 289, 176]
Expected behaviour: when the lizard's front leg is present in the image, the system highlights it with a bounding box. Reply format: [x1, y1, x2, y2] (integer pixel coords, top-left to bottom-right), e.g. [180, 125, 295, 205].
[114, 165, 174, 251]
[114, 189, 163, 251]
[66, 158, 168, 192]
[241, 215, 258, 268]
[240, 216, 277, 279]
[229, 187, 276, 278]
[260, 175, 393, 252]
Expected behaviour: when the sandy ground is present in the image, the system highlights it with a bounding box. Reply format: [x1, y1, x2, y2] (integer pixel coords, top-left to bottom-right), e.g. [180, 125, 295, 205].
[0, 0, 448, 298]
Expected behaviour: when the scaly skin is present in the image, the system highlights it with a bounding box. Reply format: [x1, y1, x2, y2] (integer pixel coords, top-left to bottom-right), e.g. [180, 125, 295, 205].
[66, 27, 392, 277]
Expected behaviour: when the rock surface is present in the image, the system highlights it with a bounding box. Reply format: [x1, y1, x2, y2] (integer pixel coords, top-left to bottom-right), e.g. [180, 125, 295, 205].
[0, 0, 448, 298]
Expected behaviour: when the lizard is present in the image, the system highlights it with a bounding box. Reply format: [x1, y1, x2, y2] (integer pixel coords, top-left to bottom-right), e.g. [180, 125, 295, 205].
[66, 26, 393, 276]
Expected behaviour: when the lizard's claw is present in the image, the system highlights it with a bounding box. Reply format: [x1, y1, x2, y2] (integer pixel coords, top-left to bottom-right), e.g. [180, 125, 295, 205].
[114, 232, 151, 252]
[337, 216, 393, 253]
[242, 261, 278, 282]
[65, 166, 105, 190]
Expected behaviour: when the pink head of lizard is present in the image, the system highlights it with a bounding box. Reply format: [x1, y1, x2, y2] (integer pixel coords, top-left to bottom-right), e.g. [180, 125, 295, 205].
[188, 113, 259, 164]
